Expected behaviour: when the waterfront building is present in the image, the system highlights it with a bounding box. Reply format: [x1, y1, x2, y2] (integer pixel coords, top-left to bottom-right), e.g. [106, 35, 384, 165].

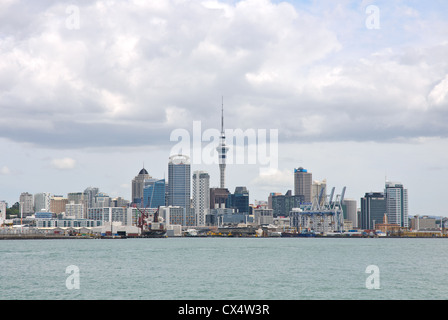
[143, 178, 166, 208]
[360, 192, 386, 230]
[192, 171, 210, 226]
[410, 215, 437, 231]
[36, 218, 102, 229]
[226, 186, 249, 214]
[34, 192, 51, 213]
[132, 167, 152, 205]
[294, 167, 312, 203]
[254, 208, 274, 226]
[375, 213, 401, 234]
[167, 155, 191, 209]
[19, 192, 34, 217]
[50, 196, 68, 214]
[87, 207, 131, 225]
[385, 181, 409, 228]
[159, 206, 195, 226]
[342, 198, 357, 228]
[268, 190, 304, 217]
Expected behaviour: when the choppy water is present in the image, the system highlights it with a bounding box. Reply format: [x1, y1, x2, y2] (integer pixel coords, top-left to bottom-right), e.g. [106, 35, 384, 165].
[1, 237, 447, 300]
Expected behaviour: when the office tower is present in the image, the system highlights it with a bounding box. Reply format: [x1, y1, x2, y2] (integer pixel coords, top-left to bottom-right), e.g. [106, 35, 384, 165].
[84, 187, 99, 208]
[132, 167, 152, 205]
[168, 155, 191, 209]
[143, 178, 166, 208]
[385, 181, 408, 228]
[34, 192, 51, 213]
[210, 187, 230, 209]
[19, 192, 34, 217]
[360, 192, 386, 230]
[312, 179, 327, 207]
[217, 98, 229, 189]
[226, 186, 249, 214]
[294, 167, 312, 203]
[193, 171, 210, 226]
[342, 198, 357, 228]
[269, 190, 304, 217]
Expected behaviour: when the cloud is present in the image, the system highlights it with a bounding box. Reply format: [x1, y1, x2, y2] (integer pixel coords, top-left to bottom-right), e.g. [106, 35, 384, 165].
[0, 0, 448, 151]
[0, 166, 11, 175]
[51, 157, 76, 170]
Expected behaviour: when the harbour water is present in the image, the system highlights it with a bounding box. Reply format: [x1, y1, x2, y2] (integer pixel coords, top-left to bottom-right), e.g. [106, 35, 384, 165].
[1, 237, 447, 300]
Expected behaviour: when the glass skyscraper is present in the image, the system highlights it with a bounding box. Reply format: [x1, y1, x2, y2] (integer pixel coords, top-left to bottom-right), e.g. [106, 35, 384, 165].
[360, 192, 386, 230]
[168, 155, 191, 209]
[143, 178, 166, 208]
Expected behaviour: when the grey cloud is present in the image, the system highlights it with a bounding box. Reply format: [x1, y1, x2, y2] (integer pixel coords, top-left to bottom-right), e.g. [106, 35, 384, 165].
[1, 0, 448, 150]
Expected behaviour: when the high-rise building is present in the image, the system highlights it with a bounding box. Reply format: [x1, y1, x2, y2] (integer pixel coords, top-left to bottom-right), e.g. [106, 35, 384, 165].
[217, 98, 229, 189]
[360, 192, 386, 230]
[294, 167, 312, 203]
[210, 187, 230, 209]
[34, 192, 51, 213]
[19, 192, 34, 217]
[167, 155, 191, 209]
[193, 171, 210, 226]
[342, 198, 357, 228]
[143, 178, 166, 208]
[385, 181, 408, 228]
[66, 201, 84, 219]
[84, 187, 99, 208]
[268, 190, 304, 217]
[132, 167, 152, 206]
[226, 186, 249, 214]
[312, 179, 327, 207]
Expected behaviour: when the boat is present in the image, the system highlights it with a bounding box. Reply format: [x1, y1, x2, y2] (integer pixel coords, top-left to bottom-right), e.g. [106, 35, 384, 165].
[137, 206, 167, 238]
[184, 229, 198, 237]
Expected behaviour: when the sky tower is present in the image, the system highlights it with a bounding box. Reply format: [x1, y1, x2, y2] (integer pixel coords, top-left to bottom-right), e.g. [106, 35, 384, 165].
[217, 97, 229, 189]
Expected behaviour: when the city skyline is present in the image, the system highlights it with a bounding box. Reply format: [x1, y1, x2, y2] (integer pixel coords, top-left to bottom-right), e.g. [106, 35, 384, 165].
[1, 1, 448, 217]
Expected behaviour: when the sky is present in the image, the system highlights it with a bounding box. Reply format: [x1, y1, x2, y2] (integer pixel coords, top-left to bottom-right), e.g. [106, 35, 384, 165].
[1, 0, 448, 216]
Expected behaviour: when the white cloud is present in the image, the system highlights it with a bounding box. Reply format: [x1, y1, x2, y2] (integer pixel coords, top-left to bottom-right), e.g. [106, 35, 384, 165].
[0, 166, 11, 175]
[51, 158, 76, 170]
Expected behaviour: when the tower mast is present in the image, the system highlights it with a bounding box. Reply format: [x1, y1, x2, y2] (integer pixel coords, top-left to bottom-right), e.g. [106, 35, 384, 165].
[217, 97, 229, 189]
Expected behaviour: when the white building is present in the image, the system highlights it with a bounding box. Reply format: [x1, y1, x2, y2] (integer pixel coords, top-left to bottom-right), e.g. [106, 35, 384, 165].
[66, 201, 85, 219]
[19, 192, 34, 217]
[192, 170, 210, 226]
[385, 181, 408, 228]
[87, 207, 131, 225]
[254, 208, 274, 226]
[0, 201, 7, 222]
[34, 193, 51, 213]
